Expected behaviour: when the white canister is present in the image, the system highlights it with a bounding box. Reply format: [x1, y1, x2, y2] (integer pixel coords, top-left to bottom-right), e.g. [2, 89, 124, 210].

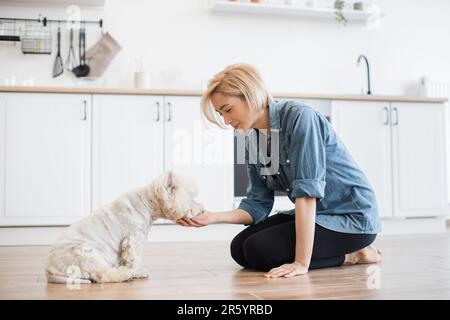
[134, 71, 150, 89]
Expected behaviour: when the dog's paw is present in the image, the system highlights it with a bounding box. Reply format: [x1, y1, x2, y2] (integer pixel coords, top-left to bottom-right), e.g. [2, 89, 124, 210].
[133, 267, 149, 279]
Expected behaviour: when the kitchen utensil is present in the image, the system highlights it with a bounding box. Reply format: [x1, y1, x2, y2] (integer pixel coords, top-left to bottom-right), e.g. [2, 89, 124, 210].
[65, 26, 77, 71]
[52, 26, 63, 77]
[72, 27, 90, 77]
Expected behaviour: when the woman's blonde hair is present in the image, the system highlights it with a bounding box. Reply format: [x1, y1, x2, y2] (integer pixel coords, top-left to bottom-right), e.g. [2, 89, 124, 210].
[200, 63, 273, 128]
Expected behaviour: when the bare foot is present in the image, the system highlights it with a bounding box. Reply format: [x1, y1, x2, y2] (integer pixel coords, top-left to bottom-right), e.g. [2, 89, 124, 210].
[344, 245, 382, 265]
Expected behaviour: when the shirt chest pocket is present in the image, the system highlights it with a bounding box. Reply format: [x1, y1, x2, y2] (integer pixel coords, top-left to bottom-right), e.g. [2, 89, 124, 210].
[277, 147, 293, 191]
[278, 146, 291, 171]
[259, 147, 292, 192]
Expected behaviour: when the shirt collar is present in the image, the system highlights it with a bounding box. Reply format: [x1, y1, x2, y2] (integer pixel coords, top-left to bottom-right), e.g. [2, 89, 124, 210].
[268, 100, 281, 131]
[250, 100, 281, 138]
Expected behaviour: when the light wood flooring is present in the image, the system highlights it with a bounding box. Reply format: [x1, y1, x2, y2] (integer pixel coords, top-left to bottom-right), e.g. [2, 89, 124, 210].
[1, 231, 450, 300]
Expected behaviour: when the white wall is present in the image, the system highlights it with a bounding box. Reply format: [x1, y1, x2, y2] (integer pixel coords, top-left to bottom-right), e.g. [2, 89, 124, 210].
[0, 0, 449, 95]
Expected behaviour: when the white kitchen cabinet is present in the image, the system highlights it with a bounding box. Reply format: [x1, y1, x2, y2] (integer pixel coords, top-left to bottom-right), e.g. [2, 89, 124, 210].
[0, 93, 91, 226]
[0, 96, 5, 226]
[331, 100, 448, 219]
[164, 96, 234, 212]
[92, 94, 164, 208]
[331, 101, 392, 218]
[0, 92, 234, 228]
[391, 102, 448, 217]
[277, 97, 331, 120]
[93, 94, 234, 218]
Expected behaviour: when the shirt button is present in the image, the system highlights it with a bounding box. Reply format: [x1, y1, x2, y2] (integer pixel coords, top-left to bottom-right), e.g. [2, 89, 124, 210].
[277, 172, 280, 175]
[286, 188, 290, 192]
[286, 159, 290, 164]
[262, 176, 266, 180]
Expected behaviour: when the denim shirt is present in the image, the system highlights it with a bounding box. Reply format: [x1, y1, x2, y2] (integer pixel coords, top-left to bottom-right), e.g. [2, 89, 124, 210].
[238, 100, 381, 234]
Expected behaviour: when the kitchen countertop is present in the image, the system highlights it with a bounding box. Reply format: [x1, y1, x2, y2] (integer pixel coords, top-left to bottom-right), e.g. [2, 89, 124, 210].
[0, 86, 447, 103]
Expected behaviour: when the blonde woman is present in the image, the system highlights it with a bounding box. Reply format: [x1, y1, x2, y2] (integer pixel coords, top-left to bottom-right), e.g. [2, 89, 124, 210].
[177, 63, 382, 278]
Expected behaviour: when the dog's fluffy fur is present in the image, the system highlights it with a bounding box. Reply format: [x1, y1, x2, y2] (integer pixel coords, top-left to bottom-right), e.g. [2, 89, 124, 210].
[45, 171, 204, 284]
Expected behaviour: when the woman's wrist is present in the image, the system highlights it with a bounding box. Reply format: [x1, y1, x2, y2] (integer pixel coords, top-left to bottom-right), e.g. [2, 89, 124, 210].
[207, 211, 220, 224]
[204, 209, 253, 225]
[294, 259, 310, 269]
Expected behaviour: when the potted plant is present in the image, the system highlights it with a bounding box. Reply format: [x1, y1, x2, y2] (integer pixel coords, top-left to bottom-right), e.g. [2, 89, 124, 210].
[334, 0, 348, 25]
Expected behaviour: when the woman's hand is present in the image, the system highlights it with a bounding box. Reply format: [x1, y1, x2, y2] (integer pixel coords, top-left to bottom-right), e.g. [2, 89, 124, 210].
[176, 211, 218, 227]
[264, 261, 309, 278]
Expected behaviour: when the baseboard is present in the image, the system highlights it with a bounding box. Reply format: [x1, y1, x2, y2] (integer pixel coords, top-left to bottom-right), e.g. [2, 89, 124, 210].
[0, 218, 448, 246]
[0, 224, 247, 246]
[380, 217, 448, 235]
[0, 226, 66, 246]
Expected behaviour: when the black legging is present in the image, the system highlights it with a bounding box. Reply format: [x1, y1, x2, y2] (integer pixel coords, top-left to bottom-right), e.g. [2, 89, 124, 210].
[230, 213, 377, 271]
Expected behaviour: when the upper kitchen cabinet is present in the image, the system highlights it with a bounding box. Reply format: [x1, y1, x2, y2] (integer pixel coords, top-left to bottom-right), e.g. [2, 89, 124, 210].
[163, 96, 234, 212]
[0, 93, 91, 226]
[331, 100, 449, 219]
[92, 94, 164, 208]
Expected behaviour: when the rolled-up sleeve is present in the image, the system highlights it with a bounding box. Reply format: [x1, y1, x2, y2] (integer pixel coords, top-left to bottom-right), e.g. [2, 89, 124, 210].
[238, 163, 274, 225]
[290, 108, 327, 199]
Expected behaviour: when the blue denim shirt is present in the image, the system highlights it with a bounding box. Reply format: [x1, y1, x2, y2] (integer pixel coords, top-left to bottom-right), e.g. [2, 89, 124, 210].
[238, 100, 381, 234]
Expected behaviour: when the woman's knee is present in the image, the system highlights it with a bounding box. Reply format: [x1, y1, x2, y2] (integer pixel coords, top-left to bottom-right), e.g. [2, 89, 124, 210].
[364, 233, 378, 248]
[230, 232, 250, 268]
[242, 235, 273, 271]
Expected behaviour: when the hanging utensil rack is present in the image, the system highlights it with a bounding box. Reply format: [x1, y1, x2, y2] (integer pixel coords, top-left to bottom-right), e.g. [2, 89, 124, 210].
[0, 16, 102, 43]
[0, 16, 102, 28]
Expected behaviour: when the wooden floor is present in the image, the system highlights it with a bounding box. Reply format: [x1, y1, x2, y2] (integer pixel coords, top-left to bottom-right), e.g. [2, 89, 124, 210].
[1, 231, 450, 300]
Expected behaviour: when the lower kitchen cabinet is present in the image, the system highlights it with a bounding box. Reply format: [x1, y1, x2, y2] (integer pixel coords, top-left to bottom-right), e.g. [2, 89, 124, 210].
[0, 93, 91, 226]
[1, 91, 446, 228]
[92, 94, 164, 208]
[332, 100, 449, 219]
[163, 96, 234, 212]
[93, 94, 234, 216]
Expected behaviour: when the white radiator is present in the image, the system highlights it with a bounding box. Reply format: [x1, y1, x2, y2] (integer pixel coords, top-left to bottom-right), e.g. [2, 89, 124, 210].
[420, 76, 450, 99]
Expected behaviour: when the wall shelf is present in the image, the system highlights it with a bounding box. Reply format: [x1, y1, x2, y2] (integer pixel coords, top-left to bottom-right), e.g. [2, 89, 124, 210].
[0, 0, 105, 8]
[209, 0, 373, 23]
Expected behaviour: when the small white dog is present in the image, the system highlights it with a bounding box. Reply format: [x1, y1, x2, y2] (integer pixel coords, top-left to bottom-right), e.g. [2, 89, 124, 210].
[45, 171, 204, 284]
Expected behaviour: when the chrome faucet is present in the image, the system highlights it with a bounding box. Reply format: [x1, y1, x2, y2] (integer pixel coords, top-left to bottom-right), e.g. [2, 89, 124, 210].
[357, 54, 372, 95]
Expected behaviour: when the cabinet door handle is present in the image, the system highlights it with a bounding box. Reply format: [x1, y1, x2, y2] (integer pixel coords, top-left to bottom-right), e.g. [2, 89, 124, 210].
[392, 107, 398, 126]
[81, 100, 87, 121]
[382, 106, 389, 125]
[155, 101, 160, 122]
[166, 101, 172, 122]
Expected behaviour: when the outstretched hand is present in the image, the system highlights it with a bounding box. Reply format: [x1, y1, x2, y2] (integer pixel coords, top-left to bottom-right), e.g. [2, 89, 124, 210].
[176, 211, 218, 228]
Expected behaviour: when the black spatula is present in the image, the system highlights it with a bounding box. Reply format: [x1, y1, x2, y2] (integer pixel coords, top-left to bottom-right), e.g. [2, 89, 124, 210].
[52, 26, 63, 77]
